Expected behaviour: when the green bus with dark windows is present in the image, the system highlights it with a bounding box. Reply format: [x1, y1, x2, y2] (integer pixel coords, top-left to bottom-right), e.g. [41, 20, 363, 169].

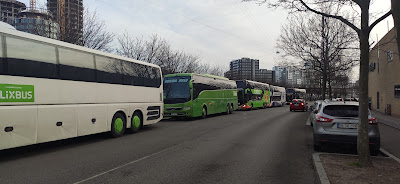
[236, 80, 271, 110]
[163, 73, 238, 118]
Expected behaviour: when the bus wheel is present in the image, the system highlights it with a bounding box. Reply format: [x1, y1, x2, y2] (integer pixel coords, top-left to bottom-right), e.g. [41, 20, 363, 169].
[229, 104, 233, 114]
[111, 113, 126, 138]
[129, 111, 142, 133]
[250, 104, 253, 111]
[225, 104, 230, 115]
[202, 107, 207, 119]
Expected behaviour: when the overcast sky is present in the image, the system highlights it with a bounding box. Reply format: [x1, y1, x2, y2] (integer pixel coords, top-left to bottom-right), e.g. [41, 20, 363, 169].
[21, 0, 394, 72]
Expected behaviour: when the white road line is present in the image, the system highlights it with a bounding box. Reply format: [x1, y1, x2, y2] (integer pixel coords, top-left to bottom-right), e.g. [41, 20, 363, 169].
[73, 142, 187, 184]
[380, 148, 400, 163]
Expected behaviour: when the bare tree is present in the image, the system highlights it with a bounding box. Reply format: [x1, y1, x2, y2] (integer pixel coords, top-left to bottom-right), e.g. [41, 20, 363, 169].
[277, 11, 358, 99]
[83, 8, 115, 52]
[245, 0, 392, 167]
[116, 33, 224, 76]
[392, 0, 400, 57]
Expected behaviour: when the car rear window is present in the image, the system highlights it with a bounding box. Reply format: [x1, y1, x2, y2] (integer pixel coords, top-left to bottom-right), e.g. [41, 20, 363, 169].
[323, 105, 358, 117]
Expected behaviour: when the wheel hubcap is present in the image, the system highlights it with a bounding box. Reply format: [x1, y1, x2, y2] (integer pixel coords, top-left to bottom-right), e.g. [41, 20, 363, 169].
[133, 116, 140, 129]
[114, 118, 123, 133]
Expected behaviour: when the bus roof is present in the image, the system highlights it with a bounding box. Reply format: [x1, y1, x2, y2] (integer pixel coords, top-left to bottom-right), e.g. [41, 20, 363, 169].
[271, 85, 286, 92]
[287, 88, 306, 93]
[164, 73, 230, 80]
[237, 80, 270, 87]
[0, 26, 161, 69]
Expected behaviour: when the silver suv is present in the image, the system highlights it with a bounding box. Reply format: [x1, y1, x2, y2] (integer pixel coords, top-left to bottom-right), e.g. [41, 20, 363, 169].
[311, 101, 380, 155]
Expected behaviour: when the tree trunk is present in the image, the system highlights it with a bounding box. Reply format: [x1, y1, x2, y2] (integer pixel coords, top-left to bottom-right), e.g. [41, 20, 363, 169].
[392, 0, 400, 57]
[358, 1, 372, 167]
[322, 68, 327, 99]
[328, 74, 332, 99]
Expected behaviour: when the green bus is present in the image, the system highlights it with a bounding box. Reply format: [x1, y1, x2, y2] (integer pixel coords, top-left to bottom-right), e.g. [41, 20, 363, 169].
[163, 73, 238, 118]
[236, 80, 271, 110]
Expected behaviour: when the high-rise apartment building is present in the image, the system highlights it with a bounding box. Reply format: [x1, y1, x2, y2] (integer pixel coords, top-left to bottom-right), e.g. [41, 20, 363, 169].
[0, 0, 26, 25]
[225, 58, 275, 84]
[14, 7, 59, 39]
[47, 0, 83, 44]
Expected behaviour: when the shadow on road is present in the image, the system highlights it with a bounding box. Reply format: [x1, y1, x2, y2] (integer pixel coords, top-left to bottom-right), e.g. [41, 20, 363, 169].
[0, 125, 158, 162]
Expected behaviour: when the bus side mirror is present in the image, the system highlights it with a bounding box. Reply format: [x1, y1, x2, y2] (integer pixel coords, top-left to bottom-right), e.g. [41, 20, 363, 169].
[189, 81, 193, 89]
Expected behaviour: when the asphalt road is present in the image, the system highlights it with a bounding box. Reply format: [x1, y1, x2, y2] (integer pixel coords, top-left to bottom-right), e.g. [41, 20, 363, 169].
[380, 123, 400, 158]
[0, 106, 316, 184]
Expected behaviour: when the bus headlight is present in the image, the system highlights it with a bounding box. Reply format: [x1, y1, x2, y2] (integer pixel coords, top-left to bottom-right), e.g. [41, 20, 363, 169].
[183, 107, 191, 110]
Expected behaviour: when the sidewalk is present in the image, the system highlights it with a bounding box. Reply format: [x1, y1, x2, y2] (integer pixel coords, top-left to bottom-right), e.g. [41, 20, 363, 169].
[371, 110, 400, 130]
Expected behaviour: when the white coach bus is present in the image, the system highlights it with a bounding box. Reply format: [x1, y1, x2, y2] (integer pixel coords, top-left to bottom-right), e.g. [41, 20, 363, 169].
[271, 85, 286, 107]
[0, 26, 163, 150]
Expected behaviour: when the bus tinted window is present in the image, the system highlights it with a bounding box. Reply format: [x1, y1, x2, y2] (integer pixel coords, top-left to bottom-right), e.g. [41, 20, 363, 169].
[59, 48, 95, 82]
[96, 56, 123, 84]
[6, 36, 57, 78]
[120, 60, 161, 87]
[0, 36, 3, 75]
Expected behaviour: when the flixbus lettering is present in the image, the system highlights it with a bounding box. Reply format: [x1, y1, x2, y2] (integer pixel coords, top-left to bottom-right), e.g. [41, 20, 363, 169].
[0, 84, 34, 102]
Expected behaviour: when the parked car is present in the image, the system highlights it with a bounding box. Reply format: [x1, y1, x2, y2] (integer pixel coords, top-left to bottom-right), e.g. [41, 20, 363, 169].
[290, 99, 308, 112]
[311, 101, 380, 155]
[309, 100, 324, 126]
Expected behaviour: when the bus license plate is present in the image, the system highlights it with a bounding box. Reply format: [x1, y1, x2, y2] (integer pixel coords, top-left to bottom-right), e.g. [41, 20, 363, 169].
[337, 123, 358, 129]
[171, 113, 178, 116]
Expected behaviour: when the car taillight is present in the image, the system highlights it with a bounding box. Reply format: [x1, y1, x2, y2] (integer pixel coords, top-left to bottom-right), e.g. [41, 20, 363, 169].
[316, 115, 333, 122]
[301, 103, 304, 106]
[369, 118, 378, 125]
[290, 103, 293, 105]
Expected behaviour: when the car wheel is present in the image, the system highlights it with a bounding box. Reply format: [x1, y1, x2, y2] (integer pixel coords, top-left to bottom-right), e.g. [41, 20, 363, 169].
[225, 104, 230, 115]
[229, 104, 233, 114]
[201, 107, 207, 119]
[313, 134, 321, 151]
[370, 148, 379, 156]
[250, 104, 253, 111]
[314, 144, 321, 152]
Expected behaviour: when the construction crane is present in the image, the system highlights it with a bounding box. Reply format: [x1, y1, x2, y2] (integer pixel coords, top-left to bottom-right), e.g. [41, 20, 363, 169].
[30, 0, 36, 9]
[58, 0, 66, 41]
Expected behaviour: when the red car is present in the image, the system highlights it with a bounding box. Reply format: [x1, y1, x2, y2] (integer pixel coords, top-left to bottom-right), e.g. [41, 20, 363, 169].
[290, 99, 308, 112]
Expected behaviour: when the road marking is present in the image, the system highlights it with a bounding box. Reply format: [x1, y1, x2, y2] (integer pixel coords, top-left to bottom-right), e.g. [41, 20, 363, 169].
[73, 142, 187, 184]
[380, 148, 400, 163]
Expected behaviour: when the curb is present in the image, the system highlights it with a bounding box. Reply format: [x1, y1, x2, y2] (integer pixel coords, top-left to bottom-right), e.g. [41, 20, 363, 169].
[312, 153, 330, 184]
[313, 150, 400, 184]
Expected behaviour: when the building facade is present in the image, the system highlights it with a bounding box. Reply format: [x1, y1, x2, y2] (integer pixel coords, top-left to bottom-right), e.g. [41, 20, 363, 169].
[14, 7, 59, 39]
[0, 0, 25, 25]
[273, 65, 307, 87]
[225, 58, 275, 84]
[47, 0, 83, 44]
[369, 28, 400, 116]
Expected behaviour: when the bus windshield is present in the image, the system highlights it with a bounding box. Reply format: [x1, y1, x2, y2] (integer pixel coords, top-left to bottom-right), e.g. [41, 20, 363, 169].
[286, 89, 294, 94]
[163, 76, 191, 104]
